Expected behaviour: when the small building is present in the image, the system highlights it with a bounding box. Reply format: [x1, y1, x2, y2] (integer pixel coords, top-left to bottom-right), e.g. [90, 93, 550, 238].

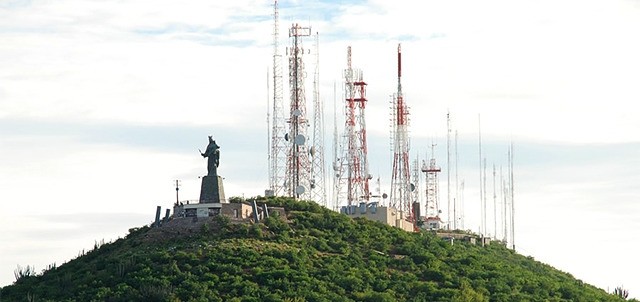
[341, 202, 415, 232]
[423, 216, 443, 230]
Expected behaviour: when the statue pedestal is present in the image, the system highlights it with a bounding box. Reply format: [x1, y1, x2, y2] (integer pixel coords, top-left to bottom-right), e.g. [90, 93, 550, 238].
[199, 175, 226, 203]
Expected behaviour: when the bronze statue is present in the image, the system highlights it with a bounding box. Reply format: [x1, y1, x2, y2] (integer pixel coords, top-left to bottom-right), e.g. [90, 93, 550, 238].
[200, 136, 220, 176]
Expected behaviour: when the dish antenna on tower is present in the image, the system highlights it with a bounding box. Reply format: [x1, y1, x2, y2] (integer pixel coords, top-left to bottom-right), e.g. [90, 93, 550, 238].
[296, 185, 306, 195]
[294, 134, 306, 145]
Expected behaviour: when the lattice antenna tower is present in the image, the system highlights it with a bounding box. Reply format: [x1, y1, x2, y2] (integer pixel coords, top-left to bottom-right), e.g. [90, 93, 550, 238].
[390, 43, 412, 220]
[286, 23, 312, 199]
[269, 0, 287, 196]
[335, 46, 371, 207]
[310, 32, 327, 206]
[422, 144, 441, 219]
[332, 82, 344, 211]
[411, 157, 421, 220]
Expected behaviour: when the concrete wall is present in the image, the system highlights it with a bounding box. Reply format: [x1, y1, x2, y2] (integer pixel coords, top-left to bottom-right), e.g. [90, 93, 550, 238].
[220, 203, 252, 220]
[173, 202, 286, 222]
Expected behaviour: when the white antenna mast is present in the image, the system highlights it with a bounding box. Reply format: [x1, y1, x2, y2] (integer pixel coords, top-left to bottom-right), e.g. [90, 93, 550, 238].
[510, 142, 515, 250]
[493, 164, 497, 240]
[478, 114, 483, 236]
[455, 129, 459, 230]
[446, 111, 452, 229]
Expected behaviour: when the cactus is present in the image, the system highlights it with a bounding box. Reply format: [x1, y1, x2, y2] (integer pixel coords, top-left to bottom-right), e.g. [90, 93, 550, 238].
[14, 265, 35, 282]
[614, 286, 629, 300]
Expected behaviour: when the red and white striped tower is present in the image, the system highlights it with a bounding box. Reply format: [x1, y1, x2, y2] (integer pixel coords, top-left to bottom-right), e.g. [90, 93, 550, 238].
[390, 43, 412, 220]
[335, 46, 371, 207]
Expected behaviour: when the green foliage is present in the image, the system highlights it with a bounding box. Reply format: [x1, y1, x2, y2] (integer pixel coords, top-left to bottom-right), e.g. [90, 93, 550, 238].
[0, 198, 628, 301]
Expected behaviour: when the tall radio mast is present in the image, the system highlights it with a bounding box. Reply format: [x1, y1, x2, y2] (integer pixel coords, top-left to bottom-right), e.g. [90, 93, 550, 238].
[390, 44, 412, 221]
[335, 46, 371, 207]
[286, 23, 312, 199]
[268, 0, 287, 196]
[310, 32, 326, 206]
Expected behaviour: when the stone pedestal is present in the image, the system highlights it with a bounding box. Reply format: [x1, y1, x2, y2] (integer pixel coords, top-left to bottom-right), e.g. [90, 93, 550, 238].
[199, 175, 226, 203]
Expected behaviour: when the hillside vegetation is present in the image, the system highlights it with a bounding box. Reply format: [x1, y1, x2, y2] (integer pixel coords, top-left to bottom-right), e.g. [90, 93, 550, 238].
[1, 198, 630, 301]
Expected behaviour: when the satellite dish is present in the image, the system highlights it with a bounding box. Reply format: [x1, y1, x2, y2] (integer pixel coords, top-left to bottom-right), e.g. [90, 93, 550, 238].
[309, 146, 315, 156]
[410, 183, 416, 192]
[294, 134, 306, 145]
[296, 185, 306, 195]
[284, 133, 289, 141]
[382, 193, 388, 199]
[293, 109, 302, 117]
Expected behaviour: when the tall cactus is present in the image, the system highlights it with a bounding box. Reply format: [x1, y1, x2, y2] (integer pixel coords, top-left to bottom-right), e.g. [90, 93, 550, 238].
[614, 286, 629, 299]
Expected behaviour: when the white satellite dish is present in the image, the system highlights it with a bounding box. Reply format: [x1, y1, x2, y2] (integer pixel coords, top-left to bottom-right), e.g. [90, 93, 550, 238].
[293, 109, 302, 117]
[309, 146, 315, 156]
[294, 134, 306, 145]
[296, 185, 306, 195]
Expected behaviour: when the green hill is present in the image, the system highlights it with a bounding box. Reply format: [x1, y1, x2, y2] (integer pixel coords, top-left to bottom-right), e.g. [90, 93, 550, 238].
[1, 198, 631, 301]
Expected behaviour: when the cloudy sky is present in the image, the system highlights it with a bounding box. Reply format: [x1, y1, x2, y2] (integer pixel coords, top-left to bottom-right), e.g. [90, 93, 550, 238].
[1, 0, 639, 297]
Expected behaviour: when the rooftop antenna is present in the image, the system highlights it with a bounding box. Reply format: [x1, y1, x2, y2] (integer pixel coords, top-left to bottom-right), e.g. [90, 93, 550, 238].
[174, 179, 181, 204]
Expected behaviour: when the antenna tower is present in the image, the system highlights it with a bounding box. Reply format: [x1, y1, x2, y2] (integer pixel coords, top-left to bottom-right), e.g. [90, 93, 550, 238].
[454, 129, 460, 230]
[422, 144, 441, 219]
[332, 82, 342, 211]
[286, 23, 312, 199]
[510, 142, 515, 250]
[411, 157, 421, 226]
[269, 0, 287, 196]
[335, 46, 371, 207]
[310, 32, 326, 206]
[446, 112, 452, 229]
[390, 44, 412, 221]
[493, 164, 497, 239]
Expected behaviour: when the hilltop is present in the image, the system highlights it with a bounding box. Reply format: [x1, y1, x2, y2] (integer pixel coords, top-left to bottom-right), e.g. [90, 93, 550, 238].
[0, 198, 631, 301]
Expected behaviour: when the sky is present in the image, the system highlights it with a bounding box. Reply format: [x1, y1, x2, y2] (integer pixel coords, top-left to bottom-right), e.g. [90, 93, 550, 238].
[1, 0, 639, 297]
